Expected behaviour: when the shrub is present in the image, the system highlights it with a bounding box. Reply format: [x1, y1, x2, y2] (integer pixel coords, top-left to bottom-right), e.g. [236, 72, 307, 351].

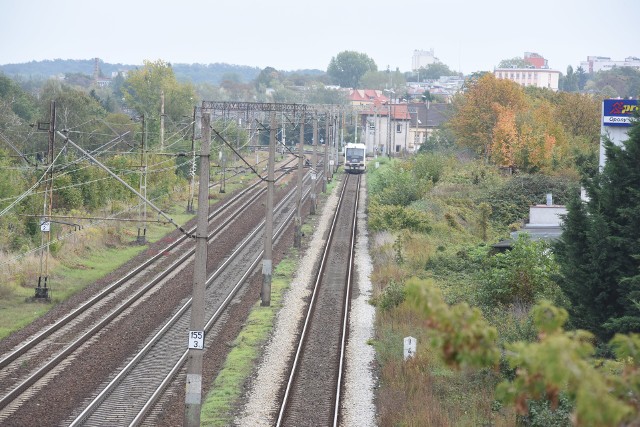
[374, 281, 406, 311]
[410, 152, 450, 184]
[368, 202, 431, 233]
[368, 159, 428, 206]
[480, 174, 576, 226]
[478, 235, 566, 308]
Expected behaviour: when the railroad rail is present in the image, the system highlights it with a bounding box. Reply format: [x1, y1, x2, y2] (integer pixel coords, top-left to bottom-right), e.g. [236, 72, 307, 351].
[0, 155, 322, 426]
[67, 168, 315, 426]
[276, 173, 360, 427]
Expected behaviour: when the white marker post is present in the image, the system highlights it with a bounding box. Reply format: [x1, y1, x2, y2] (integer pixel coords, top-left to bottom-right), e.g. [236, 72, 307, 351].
[403, 336, 417, 360]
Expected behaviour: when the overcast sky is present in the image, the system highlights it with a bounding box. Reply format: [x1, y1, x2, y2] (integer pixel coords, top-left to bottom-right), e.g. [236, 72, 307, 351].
[1, 0, 637, 75]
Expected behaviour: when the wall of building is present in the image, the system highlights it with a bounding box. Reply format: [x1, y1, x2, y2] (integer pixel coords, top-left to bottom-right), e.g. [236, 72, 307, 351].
[412, 49, 436, 71]
[494, 68, 560, 91]
[580, 56, 640, 73]
[529, 206, 567, 226]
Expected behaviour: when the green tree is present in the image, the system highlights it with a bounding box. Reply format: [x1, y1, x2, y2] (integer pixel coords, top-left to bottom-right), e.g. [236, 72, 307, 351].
[575, 66, 588, 91]
[419, 62, 459, 80]
[555, 120, 640, 341]
[359, 70, 391, 90]
[561, 65, 579, 92]
[327, 51, 377, 88]
[590, 67, 640, 98]
[254, 66, 280, 91]
[0, 73, 37, 125]
[121, 60, 196, 147]
[498, 57, 528, 68]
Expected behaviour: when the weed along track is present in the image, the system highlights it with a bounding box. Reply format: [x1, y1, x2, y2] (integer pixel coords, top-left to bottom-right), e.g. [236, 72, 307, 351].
[0, 156, 325, 426]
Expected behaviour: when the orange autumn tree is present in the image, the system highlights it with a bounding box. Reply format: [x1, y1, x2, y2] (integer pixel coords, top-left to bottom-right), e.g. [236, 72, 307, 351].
[491, 104, 518, 167]
[490, 96, 568, 173]
[450, 74, 527, 161]
[513, 98, 568, 173]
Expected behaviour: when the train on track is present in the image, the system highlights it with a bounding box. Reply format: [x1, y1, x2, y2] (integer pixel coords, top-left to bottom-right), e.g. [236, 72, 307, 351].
[343, 143, 366, 174]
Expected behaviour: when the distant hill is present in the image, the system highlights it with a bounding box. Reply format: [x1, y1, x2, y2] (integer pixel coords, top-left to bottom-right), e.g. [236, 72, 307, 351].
[0, 59, 324, 85]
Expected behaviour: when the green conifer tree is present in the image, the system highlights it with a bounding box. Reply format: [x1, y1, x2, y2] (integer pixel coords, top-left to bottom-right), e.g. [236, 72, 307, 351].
[555, 118, 640, 341]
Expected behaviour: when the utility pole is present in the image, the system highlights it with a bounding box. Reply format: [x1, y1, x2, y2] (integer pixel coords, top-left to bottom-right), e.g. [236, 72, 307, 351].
[219, 150, 226, 193]
[374, 106, 379, 158]
[184, 110, 211, 427]
[187, 107, 197, 214]
[354, 110, 358, 144]
[261, 112, 276, 306]
[333, 112, 339, 176]
[294, 115, 304, 248]
[323, 113, 329, 192]
[36, 100, 56, 300]
[310, 113, 318, 215]
[137, 114, 147, 244]
[160, 90, 165, 150]
[281, 111, 286, 159]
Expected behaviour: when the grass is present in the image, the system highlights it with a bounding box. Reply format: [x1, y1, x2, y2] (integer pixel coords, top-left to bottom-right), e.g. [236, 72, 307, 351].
[0, 204, 196, 341]
[200, 251, 298, 426]
[368, 157, 521, 426]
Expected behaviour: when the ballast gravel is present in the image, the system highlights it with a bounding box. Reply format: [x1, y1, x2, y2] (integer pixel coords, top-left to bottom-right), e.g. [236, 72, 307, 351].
[237, 175, 377, 426]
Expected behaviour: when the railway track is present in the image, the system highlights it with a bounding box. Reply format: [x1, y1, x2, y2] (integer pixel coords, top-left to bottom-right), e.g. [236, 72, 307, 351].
[0, 155, 322, 426]
[276, 173, 360, 427]
[67, 169, 314, 426]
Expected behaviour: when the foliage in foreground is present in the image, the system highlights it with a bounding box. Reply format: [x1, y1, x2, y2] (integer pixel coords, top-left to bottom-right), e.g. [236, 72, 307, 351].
[408, 280, 640, 425]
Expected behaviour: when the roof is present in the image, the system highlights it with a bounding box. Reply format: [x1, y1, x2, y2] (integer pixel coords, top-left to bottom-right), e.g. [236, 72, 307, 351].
[359, 102, 411, 120]
[348, 89, 389, 103]
[407, 103, 452, 128]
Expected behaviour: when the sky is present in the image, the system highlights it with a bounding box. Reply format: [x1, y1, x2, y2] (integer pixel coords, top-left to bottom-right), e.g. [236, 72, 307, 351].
[1, 0, 638, 76]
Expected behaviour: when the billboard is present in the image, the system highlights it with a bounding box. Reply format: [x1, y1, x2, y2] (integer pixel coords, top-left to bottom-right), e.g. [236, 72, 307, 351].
[602, 99, 638, 127]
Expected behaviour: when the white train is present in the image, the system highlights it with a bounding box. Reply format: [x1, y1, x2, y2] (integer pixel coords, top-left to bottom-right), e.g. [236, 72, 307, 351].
[344, 143, 366, 174]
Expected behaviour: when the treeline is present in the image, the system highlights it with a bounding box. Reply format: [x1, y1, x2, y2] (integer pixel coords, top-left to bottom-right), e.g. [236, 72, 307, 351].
[0, 58, 324, 86]
[560, 65, 640, 98]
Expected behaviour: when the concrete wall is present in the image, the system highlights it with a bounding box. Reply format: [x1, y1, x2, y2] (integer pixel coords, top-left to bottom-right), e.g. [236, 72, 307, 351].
[529, 206, 567, 226]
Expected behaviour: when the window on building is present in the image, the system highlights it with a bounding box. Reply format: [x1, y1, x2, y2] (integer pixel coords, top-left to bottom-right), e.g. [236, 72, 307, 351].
[396, 124, 402, 133]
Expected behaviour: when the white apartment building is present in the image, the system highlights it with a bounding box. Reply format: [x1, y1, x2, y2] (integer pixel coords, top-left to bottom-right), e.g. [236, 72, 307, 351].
[494, 68, 560, 91]
[412, 49, 437, 71]
[580, 56, 640, 73]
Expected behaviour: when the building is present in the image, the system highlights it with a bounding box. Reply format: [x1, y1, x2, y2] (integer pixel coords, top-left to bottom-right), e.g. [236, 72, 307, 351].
[347, 89, 389, 106]
[358, 100, 411, 155]
[524, 52, 548, 69]
[494, 68, 561, 91]
[412, 49, 437, 71]
[493, 194, 566, 251]
[407, 103, 452, 152]
[580, 56, 640, 73]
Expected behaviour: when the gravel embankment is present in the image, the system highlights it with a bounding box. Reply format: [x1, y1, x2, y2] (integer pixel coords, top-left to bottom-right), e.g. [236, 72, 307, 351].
[342, 175, 377, 426]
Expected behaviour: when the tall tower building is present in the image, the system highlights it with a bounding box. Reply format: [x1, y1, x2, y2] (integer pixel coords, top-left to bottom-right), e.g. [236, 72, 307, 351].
[412, 49, 437, 71]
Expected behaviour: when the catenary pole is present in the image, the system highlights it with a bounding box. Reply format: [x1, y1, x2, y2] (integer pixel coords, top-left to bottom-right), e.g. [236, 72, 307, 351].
[261, 112, 276, 306]
[183, 110, 211, 427]
[323, 113, 329, 193]
[310, 113, 318, 214]
[294, 115, 304, 248]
